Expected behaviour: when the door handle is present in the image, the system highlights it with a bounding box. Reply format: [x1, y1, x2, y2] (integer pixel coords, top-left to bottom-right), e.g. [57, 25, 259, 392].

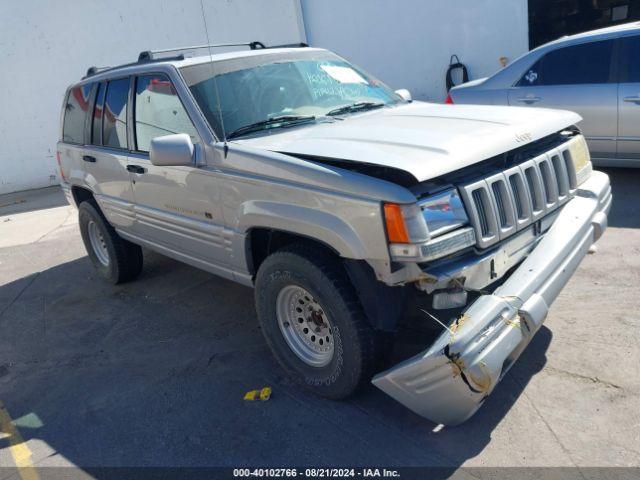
[82, 155, 96, 163]
[126, 164, 146, 174]
[623, 96, 640, 103]
[516, 96, 541, 104]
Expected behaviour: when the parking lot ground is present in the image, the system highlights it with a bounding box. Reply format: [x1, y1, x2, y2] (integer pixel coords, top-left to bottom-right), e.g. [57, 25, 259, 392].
[0, 169, 639, 477]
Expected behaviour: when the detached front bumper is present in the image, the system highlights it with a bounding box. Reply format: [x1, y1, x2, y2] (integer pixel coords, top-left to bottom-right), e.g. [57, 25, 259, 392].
[372, 170, 611, 425]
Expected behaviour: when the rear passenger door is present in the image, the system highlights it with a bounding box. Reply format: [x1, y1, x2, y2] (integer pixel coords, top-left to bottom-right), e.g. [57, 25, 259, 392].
[59, 83, 94, 187]
[83, 77, 136, 230]
[508, 40, 618, 161]
[617, 34, 640, 162]
[127, 73, 227, 268]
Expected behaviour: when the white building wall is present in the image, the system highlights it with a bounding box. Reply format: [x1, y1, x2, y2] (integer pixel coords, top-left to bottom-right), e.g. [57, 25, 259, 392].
[301, 0, 528, 102]
[0, 0, 305, 195]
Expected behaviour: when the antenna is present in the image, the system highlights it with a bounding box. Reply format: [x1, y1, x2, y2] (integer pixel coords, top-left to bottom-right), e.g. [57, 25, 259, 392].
[199, 0, 229, 156]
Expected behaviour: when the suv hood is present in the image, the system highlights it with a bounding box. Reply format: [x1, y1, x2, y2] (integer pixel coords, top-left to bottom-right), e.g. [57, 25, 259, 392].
[235, 102, 581, 182]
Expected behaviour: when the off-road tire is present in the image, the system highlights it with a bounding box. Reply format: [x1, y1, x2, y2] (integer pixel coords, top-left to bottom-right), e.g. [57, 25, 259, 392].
[255, 243, 380, 399]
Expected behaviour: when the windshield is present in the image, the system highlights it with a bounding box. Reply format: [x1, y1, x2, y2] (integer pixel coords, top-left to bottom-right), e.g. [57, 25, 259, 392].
[181, 50, 401, 139]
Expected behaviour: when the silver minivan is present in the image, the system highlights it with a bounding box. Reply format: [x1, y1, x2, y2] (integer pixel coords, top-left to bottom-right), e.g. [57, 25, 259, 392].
[449, 22, 640, 167]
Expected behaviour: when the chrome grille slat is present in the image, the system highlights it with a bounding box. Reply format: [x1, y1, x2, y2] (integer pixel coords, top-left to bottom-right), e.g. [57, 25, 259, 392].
[562, 150, 578, 190]
[486, 173, 517, 238]
[550, 151, 570, 204]
[492, 183, 507, 227]
[537, 156, 559, 208]
[472, 190, 489, 236]
[459, 180, 499, 249]
[460, 142, 576, 249]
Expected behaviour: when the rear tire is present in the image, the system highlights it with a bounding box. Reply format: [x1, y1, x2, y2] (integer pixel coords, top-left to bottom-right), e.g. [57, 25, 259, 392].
[255, 243, 381, 399]
[78, 201, 143, 284]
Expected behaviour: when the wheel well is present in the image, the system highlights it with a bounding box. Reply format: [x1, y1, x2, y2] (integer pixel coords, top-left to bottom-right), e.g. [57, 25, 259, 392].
[71, 186, 94, 206]
[247, 228, 406, 333]
[247, 228, 339, 276]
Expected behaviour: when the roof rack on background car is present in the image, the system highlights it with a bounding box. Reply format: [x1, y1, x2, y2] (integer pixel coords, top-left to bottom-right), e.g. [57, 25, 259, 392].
[83, 41, 308, 79]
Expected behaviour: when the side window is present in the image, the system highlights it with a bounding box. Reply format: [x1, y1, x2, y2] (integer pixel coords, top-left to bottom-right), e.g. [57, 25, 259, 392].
[103, 78, 129, 149]
[62, 83, 93, 144]
[91, 82, 106, 145]
[134, 74, 199, 152]
[619, 35, 640, 83]
[518, 40, 615, 86]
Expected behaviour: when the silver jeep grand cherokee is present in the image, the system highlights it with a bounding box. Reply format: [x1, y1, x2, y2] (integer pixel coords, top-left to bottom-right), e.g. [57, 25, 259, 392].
[57, 43, 611, 425]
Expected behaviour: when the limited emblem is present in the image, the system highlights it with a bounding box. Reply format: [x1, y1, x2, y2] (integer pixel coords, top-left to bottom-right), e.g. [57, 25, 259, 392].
[515, 132, 533, 143]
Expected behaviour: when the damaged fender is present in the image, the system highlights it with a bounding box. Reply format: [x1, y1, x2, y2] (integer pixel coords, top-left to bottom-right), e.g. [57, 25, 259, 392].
[372, 171, 612, 425]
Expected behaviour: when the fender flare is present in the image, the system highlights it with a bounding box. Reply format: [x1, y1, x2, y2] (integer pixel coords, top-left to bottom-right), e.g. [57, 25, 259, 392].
[237, 200, 370, 259]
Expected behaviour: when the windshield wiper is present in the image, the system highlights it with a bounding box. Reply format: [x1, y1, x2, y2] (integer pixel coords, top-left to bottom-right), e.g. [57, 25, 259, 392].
[327, 101, 384, 117]
[227, 115, 316, 139]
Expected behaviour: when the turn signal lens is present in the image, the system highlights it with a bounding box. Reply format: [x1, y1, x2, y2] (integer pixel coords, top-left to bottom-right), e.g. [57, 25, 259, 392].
[384, 203, 429, 244]
[384, 204, 410, 243]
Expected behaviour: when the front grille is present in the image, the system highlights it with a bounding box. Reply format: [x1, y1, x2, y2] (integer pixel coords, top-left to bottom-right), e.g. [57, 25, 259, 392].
[459, 139, 578, 249]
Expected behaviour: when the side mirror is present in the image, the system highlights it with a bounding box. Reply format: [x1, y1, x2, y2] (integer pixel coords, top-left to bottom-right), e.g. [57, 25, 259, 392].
[149, 134, 194, 167]
[395, 89, 412, 102]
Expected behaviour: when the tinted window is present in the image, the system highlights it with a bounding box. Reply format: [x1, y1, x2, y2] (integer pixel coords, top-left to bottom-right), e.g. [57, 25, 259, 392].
[619, 35, 640, 82]
[518, 40, 614, 86]
[134, 74, 198, 152]
[62, 83, 93, 144]
[91, 82, 106, 144]
[103, 78, 129, 149]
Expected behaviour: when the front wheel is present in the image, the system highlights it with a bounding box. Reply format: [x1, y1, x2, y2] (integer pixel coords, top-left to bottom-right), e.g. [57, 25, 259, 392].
[255, 243, 379, 399]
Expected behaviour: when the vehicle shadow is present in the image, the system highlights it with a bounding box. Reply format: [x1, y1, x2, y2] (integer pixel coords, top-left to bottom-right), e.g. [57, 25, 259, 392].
[0, 248, 552, 475]
[0, 186, 67, 217]
[600, 167, 640, 229]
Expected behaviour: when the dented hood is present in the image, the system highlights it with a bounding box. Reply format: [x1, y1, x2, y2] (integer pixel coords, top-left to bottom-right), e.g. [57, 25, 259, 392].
[235, 102, 582, 182]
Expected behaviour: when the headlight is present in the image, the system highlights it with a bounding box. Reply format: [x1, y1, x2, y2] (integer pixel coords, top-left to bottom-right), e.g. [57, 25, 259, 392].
[418, 188, 468, 236]
[384, 188, 474, 262]
[566, 135, 592, 187]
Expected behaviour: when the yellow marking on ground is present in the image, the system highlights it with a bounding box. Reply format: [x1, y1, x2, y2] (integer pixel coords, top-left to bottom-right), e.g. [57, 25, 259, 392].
[0, 402, 39, 480]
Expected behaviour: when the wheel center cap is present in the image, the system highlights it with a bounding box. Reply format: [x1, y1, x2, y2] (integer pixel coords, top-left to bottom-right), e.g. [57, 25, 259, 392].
[308, 309, 324, 327]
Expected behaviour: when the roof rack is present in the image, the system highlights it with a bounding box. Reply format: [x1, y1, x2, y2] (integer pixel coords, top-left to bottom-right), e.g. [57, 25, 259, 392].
[138, 41, 308, 62]
[84, 41, 309, 79]
[138, 41, 267, 62]
[84, 66, 111, 78]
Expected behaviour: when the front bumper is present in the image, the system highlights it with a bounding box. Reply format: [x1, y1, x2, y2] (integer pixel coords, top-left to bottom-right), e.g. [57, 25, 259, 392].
[372, 170, 611, 425]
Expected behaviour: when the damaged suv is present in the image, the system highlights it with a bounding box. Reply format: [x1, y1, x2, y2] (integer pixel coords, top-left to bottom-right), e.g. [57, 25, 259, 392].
[57, 43, 611, 425]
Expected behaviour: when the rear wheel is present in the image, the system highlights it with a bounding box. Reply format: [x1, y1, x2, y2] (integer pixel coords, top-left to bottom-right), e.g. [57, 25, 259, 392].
[255, 243, 381, 399]
[78, 201, 143, 284]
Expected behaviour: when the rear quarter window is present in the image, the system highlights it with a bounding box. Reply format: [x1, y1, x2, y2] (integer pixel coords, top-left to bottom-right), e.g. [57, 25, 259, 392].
[517, 39, 615, 86]
[62, 84, 93, 144]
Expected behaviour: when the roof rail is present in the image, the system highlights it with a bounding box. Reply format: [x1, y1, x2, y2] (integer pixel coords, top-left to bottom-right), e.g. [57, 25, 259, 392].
[84, 66, 111, 78]
[138, 41, 267, 62]
[137, 41, 308, 62]
[83, 42, 309, 80]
